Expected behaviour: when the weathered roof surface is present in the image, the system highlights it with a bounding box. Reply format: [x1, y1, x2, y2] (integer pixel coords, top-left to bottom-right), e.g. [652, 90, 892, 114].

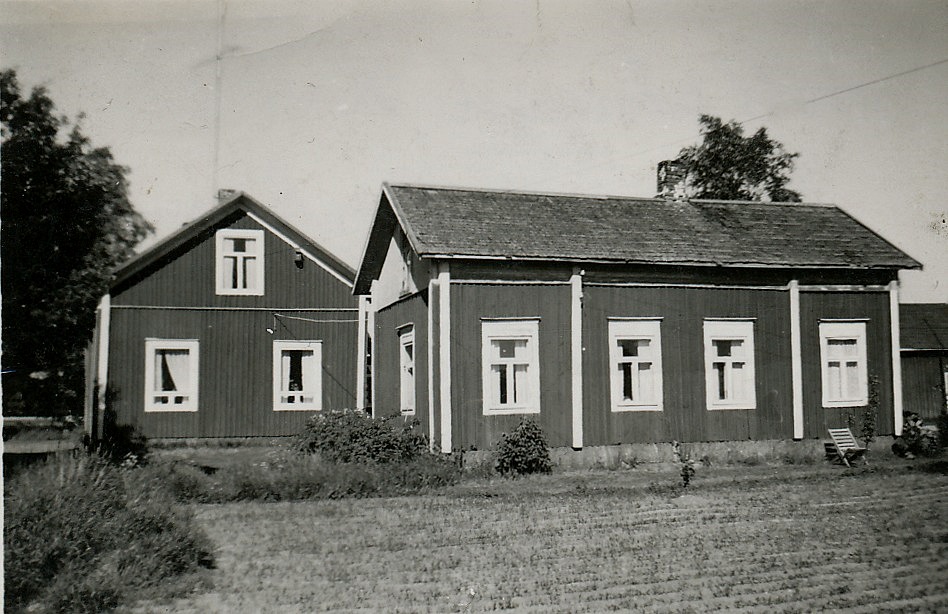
[388, 185, 919, 267]
[901, 303, 948, 351]
[353, 184, 920, 294]
[112, 192, 355, 289]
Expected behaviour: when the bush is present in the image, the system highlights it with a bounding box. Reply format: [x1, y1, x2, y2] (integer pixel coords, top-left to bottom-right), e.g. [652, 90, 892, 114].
[892, 412, 942, 458]
[4, 454, 214, 613]
[293, 409, 428, 464]
[495, 419, 552, 477]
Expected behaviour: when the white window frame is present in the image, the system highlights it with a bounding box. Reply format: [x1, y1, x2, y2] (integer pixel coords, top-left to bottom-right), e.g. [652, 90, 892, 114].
[819, 321, 868, 408]
[703, 320, 757, 411]
[398, 328, 416, 415]
[481, 319, 541, 415]
[272, 340, 323, 411]
[215, 228, 265, 296]
[608, 319, 664, 412]
[144, 339, 199, 412]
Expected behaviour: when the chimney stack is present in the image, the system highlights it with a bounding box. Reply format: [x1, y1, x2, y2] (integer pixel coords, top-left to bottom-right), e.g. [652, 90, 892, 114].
[217, 188, 239, 202]
[656, 159, 687, 199]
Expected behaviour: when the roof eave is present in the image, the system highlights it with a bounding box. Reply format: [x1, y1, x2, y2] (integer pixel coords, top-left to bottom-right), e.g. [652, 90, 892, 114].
[415, 252, 918, 270]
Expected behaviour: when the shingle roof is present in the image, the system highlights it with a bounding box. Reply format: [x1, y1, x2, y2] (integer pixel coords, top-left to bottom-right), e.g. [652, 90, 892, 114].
[901, 303, 948, 351]
[354, 184, 920, 294]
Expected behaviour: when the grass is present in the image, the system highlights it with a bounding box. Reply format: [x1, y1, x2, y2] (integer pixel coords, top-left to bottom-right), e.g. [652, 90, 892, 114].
[131, 459, 948, 613]
[4, 454, 214, 613]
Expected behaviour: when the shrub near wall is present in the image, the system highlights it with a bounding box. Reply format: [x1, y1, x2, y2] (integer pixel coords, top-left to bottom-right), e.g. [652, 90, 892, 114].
[151, 411, 461, 504]
[4, 454, 214, 614]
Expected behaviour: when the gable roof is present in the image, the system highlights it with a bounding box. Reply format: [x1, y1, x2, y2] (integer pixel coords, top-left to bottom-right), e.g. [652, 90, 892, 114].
[112, 192, 355, 289]
[354, 183, 920, 293]
[901, 303, 948, 351]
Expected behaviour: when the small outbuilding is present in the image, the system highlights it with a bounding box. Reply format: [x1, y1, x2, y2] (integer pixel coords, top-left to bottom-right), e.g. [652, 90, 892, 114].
[86, 191, 363, 440]
[355, 182, 920, 452]
[900, 303, 948, 421]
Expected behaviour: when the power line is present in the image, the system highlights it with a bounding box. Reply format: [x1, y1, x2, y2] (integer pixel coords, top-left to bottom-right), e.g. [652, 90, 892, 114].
[529, 56, 948, 184]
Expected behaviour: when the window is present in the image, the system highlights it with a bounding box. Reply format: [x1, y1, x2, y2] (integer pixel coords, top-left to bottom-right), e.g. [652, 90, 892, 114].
[608, 319, 663, 412]
[819, 321, 868, 407]
[704, 320, 757, 410]
[144, 339, 199, 412]
[399, 328, 415, 415]
[481, 319, 540, 415]
[216, 229, 264, 295]
[273, 340, 322, 411]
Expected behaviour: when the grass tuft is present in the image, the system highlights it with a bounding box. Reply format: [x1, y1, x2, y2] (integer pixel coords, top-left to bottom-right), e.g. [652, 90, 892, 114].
[4, 453, 214, 613]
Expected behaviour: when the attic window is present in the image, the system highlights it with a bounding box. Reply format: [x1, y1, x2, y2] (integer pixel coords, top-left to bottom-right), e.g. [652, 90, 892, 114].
[216, 229, 264, 295]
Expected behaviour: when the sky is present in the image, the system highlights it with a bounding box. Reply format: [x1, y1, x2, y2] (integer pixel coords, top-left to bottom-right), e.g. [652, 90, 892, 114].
[2, 0, 947, 302]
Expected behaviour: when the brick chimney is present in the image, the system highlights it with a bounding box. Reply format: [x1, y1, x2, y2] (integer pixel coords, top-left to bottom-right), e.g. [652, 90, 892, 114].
[656, 159, 687, 199]
[217, 188, 239, 202]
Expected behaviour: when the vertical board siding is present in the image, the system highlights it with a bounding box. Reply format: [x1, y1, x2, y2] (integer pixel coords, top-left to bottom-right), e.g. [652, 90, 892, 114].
[108, 307, 357, 438]
[901, 354, 947, 420]
[112, 213, 354, 309]
[582, 285, 793, 445]
[450, 284, 573, 449]
[799, 291, 894, 437]
[372, 292, 430, 433]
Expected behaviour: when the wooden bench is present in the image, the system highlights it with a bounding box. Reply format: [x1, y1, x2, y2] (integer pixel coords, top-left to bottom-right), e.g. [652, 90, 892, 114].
[827, 428, 867, 467]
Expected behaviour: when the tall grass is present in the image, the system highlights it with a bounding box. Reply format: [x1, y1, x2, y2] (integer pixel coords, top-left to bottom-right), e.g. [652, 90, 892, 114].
[4, 454, 214, 613]
[149, 452, 461, 504]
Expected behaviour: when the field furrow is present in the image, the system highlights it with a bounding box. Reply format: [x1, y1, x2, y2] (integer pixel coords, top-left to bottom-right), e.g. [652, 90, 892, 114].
[132, 462, 948, 613]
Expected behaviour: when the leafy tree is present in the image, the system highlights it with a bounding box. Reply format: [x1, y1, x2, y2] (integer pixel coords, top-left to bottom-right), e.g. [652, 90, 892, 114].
[1, 69, 153, 416]
[675, 114, 802, 202]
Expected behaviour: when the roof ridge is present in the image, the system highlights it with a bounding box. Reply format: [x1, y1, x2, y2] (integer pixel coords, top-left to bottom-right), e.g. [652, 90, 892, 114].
[386, 183, 844, 209]
[386, 182, 663, 203]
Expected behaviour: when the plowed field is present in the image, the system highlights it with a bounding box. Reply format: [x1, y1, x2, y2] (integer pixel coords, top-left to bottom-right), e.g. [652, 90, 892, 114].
[134, 461, 948, 613]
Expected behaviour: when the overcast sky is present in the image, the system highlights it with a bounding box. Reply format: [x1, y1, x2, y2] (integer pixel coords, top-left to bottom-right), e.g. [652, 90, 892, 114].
[3, 0, 947, 302]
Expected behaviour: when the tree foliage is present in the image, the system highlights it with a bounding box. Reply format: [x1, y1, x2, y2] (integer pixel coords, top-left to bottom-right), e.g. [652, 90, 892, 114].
[676, 114, 802, 202]
[1, 69, 153, 416]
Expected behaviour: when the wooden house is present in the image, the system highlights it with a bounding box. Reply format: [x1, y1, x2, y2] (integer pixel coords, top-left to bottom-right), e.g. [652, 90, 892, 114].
[354, 183, 921, 452]
[85, 191, 364, 440]
[900, 303, 948, 420]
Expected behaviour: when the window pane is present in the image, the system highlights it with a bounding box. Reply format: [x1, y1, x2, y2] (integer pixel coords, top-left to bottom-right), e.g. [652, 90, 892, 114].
[714, 362, 726, 399]
[495, 339, 527, 359]
[224, 256, 237, 289]
[496, 340, 516, 359]
[282, 350, 311, 392]
[828, 361, 842, 399]
[828, 338, 857, 359]
[621, 362, 633, 400]
[618, 339, 642, 357]
[243, 256, 257, 289]
[513, 364, 528, 404]
[845, 361, 859, 398]
[638, 363, 652, 402]
[496, 364, 508, 404]
[157, 349, 189, 392]
[713, 340, 733, 357]
[229, 238, 248, 252]
[731, 362, 744, 400]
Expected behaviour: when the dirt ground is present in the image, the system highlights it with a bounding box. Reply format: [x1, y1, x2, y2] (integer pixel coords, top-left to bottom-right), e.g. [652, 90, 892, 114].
[130, 457, 948, 613]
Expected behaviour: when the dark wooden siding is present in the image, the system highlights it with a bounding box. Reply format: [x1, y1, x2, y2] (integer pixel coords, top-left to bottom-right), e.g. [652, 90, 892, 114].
[450, 283, 573, 449]
[582, 285, 794, 445]
[373, 291, 429, 434]
[112, 213, 354, 309]
[108, 307, 357, 438]
[799, 291, 894, 437]
[901, 353, 947, 420]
